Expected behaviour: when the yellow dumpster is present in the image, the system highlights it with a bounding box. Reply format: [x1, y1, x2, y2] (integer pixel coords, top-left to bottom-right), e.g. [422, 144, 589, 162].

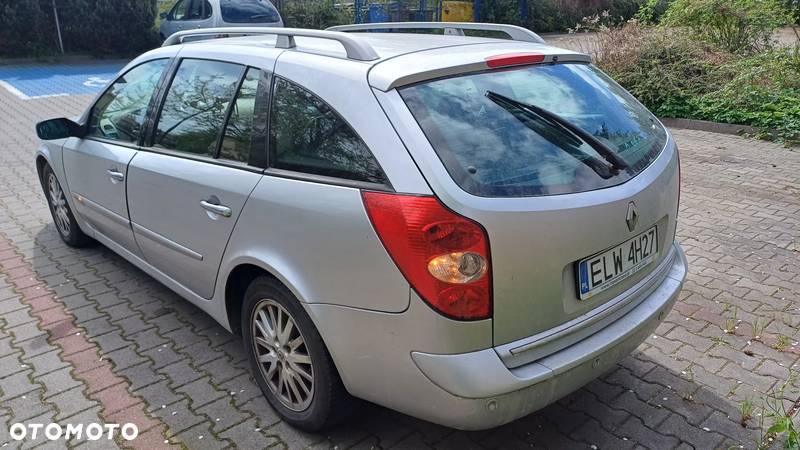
[442, 1, 474, 22]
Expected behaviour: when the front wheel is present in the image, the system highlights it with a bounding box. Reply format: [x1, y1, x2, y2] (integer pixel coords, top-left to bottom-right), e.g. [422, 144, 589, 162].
[242, 276, 357, 431]
[42, 164, 92, 247]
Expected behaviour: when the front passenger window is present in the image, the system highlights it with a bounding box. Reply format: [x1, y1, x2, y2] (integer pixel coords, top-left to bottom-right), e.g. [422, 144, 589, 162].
[87, 59, 168, 145]
[170, 0, 190, 20]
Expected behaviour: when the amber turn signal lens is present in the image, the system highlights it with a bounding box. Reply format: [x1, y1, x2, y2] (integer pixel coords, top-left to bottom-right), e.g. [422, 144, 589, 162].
[427, 252, 487, 284]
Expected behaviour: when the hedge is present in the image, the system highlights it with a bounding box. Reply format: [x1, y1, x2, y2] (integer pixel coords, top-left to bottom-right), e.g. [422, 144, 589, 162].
[0, 0, 159, 58]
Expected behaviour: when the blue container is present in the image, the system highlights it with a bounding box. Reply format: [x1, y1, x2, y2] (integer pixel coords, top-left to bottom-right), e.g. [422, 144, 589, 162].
[367, 3, 391, 23]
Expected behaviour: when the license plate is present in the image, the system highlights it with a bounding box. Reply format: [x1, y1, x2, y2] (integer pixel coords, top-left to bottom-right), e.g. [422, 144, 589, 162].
[577, 226, 658, 300]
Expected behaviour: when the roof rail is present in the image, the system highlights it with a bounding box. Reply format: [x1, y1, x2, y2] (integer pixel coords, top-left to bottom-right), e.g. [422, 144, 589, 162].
[327, 22, 546, 44]
[161, 27, 380, 61]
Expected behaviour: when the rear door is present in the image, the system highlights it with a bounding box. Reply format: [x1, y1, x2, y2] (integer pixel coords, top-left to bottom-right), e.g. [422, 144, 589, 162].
[127, 59, 268, 299]
[384, 60, 680, 346]
[63, 59, 170, 256]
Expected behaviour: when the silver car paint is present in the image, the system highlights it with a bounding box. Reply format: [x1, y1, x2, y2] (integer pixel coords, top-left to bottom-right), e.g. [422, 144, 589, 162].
[126, 152, 262, 299]
[310, 243, 684, 430]
[36, 32, 686, 430]
[220, 175, 412, 312]
[373, 84, 680, 346]
[62, 138, 142, 257]
[159, 0, 283, 39]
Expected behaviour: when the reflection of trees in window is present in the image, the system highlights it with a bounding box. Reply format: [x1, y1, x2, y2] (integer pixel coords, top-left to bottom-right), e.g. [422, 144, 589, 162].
[220, 68, 261, 163]
[270, 78, 387, 185]
[154, 60, 244, 157]
[88, 60, 168, 144]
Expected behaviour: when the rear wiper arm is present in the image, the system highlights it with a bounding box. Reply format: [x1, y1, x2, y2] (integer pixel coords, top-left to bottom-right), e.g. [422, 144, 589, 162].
[485, 90, 631, 176]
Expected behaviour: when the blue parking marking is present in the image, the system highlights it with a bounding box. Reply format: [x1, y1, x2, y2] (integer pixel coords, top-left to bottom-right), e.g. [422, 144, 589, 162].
[0, 61, 128, 99]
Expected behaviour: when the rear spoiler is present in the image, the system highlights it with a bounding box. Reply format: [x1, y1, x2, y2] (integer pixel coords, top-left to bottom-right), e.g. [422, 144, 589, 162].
[367, 42, 592, 91]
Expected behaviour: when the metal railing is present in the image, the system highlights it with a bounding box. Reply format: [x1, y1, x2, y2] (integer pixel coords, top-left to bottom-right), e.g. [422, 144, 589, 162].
[327, 22, 545, 44]
[161, 27, 380, 61]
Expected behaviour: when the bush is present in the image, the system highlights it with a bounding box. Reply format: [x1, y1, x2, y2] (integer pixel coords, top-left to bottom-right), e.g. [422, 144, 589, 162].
[476, 0, 645, 32]
[0, 0, 159, 58]
[594, 23, 800, 144]
[279, 0, 351, 29]
[634, 0, 673, 24]
[0, 1, 57, 57]
[692, 48, 800, 143]
[662, 0, 793, 53]
[596, 24, 729, 118]
[61, 0, 160, 56]
[786, 0, 800, 23]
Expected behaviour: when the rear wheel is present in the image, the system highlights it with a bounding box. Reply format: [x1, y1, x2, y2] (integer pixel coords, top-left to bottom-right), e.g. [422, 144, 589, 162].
[42, 164, 92, 247]
[242, 276, 356, 431]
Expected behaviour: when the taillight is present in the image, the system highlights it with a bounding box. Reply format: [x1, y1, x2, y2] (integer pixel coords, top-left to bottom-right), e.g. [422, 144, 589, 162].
[361, 192, 492, 320]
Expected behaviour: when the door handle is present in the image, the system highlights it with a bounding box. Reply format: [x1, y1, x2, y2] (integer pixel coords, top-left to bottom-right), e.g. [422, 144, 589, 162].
[200, 199, 232, 217]
[106, 169, 125, 182]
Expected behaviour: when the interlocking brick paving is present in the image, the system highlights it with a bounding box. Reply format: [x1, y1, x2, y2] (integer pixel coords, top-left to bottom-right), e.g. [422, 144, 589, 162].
[0, 75, 798, 449]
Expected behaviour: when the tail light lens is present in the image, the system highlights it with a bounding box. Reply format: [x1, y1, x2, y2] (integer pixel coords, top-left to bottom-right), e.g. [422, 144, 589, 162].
[361, 191, 492, 320]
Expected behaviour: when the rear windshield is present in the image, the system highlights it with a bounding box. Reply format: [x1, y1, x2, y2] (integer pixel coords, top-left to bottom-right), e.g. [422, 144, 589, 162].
[399, 63, 668, 197]
[221, 0, 280, 23]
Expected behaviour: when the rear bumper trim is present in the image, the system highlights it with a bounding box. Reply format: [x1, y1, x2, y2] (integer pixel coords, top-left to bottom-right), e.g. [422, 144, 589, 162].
[498, 241, 680, 368]
[411, 242, 687, 400]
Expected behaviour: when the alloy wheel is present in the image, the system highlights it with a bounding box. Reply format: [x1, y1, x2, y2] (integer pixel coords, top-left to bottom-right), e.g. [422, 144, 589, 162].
[48, 173, 71, 237]
[251, 299, 314, 411]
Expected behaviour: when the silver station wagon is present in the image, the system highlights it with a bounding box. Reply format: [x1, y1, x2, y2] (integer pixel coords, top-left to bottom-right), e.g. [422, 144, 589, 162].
[34, 23, 687, 431]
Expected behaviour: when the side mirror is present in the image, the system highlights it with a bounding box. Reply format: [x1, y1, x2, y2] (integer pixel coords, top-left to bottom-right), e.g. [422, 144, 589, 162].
[35, 118, 85, 140]
[160, 12, 168, 20]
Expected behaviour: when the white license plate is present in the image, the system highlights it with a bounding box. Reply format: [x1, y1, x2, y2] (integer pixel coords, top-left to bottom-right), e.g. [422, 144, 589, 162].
[577, 226, 658, 300]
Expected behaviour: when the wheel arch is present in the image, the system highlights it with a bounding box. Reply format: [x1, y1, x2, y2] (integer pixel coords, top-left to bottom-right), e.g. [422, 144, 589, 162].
[225, 263, 269, 336]
[36, 154, 48, 180]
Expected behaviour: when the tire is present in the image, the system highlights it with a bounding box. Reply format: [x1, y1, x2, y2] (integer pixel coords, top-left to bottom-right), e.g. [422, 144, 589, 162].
[242, 276, 357, 431]
[42, 164, 92, 247]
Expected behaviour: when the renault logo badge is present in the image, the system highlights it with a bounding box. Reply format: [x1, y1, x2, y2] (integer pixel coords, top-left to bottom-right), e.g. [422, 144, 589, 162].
[626, 202, 639, 232]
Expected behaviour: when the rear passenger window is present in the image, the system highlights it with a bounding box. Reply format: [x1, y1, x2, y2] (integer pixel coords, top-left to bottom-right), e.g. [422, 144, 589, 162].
[219, 68, 263, 164]
[269, 78, 388, 185]
[153, 59, 244, 157]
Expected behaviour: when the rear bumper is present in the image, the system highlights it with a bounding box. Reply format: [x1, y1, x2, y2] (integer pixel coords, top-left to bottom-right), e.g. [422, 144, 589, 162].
[409, 242, 687, 430]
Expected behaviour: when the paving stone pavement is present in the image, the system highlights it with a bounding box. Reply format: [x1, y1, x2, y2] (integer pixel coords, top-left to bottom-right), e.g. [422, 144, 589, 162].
[0, 83, 798, 450]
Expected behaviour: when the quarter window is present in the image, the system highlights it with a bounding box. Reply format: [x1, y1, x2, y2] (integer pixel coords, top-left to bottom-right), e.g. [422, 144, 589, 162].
[220, 68, 265, 164]
[269, 78, 387, 185]
[153, 59, 244, 157]
[87, 59, 168, 145]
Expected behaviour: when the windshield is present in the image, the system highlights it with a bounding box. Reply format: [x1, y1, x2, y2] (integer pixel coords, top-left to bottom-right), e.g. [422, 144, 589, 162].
[220, 0, 280, 23]
[399, 63, 668, 197]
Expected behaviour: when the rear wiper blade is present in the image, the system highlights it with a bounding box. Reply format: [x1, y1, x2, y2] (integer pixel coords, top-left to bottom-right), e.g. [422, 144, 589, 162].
[485, 90, 631, 177]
